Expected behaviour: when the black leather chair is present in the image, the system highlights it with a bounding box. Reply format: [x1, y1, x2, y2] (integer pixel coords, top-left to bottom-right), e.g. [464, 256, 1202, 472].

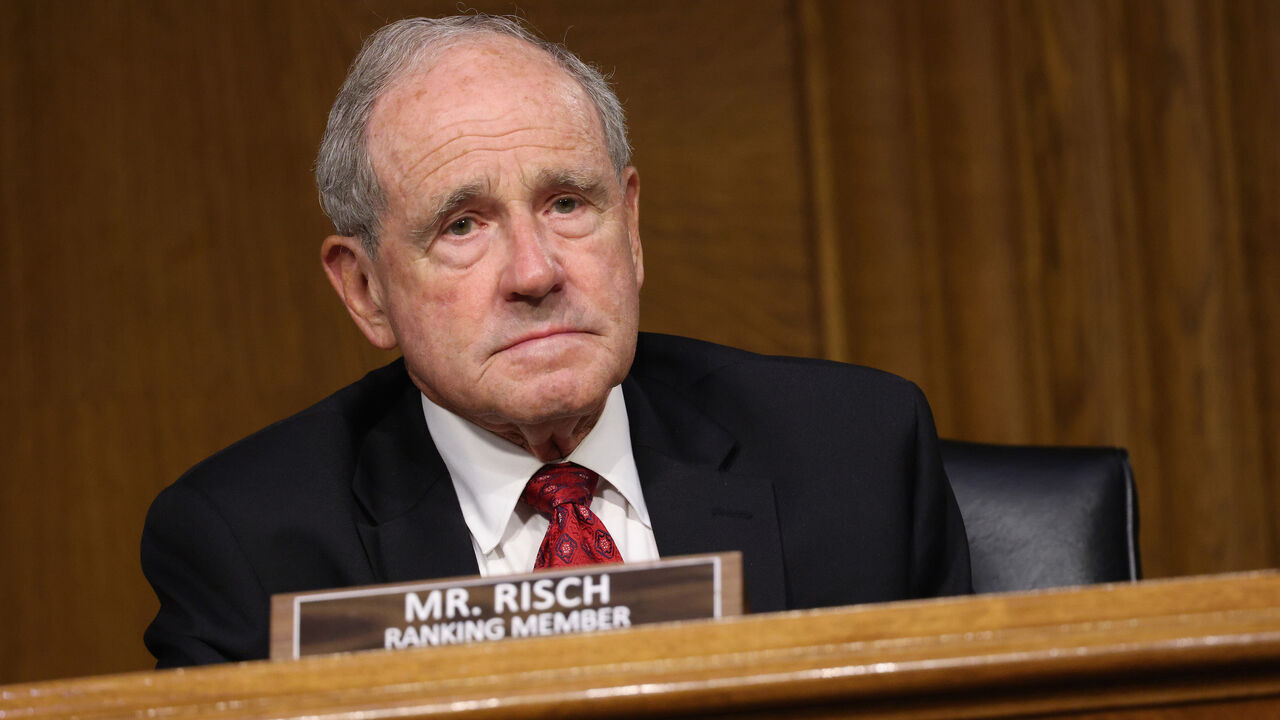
[939, 440, 1141, 594]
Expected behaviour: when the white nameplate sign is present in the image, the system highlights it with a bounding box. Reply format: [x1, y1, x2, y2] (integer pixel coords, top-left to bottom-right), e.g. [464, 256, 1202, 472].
[269, 552, 742, 659]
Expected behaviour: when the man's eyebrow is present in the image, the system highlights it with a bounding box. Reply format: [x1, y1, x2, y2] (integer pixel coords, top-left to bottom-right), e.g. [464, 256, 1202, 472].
[536, 168, 609, 201]
[411, 181, 486, 240]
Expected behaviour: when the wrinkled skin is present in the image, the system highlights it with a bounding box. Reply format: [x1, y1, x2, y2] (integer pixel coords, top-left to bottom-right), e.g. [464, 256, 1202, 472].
[322, 36, 643, 461]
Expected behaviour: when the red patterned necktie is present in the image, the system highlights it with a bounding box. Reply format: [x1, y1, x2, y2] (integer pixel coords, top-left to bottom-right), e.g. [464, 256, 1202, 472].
[522, 463, 623, 569]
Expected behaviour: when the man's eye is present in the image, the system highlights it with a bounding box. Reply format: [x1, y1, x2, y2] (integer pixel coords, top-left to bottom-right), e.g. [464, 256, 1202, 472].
[447, 217, 475, 236]
[552, 197, 579, 214]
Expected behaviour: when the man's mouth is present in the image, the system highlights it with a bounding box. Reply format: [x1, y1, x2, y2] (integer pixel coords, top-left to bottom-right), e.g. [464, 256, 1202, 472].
[498, 327, 586, 353]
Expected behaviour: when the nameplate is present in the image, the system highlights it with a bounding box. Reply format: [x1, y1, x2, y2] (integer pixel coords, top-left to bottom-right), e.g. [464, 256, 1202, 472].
[269, 552, 742, 659]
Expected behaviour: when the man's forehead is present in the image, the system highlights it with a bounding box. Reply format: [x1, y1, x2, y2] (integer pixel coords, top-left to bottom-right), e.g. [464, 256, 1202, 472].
[371, 37, 593, 144]
[399, 37, 561, 98]
[366, 35, 607, 195]
[374, 120, 608, 215]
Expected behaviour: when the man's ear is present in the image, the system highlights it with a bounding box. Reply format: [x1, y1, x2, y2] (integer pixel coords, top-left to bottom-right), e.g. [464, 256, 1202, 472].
[321, 235, 398, 349]
[622, 166, 643, 289]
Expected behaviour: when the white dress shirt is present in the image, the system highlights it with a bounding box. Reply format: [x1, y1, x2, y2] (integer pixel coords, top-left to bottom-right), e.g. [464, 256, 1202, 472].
[421, 385, 660, 576]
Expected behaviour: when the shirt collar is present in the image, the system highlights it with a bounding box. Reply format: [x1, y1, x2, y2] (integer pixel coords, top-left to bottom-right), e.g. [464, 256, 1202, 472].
[420, 385, 649, 555]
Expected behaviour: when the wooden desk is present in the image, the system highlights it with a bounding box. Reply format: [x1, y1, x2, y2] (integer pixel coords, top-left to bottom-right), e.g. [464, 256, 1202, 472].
[5, 571, 1280, 719]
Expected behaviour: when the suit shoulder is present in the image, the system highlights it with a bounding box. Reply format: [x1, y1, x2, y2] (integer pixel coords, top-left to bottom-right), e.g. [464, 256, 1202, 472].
[167, 359, 413, 500]
[633, 332, 922, 401]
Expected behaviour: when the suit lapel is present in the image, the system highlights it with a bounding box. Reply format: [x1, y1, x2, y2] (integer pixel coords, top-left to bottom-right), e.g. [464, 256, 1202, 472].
[351, 384, 479, 583]
[624, 376, 788, 613]
[344, 359, 789, 611]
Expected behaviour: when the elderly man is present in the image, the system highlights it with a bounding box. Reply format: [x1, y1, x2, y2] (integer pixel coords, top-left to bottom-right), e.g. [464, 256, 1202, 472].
[142, 15, 970, 667]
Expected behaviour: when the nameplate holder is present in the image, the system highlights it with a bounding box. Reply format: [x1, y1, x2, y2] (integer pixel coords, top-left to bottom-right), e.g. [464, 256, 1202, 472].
[269, 551, 742, 659]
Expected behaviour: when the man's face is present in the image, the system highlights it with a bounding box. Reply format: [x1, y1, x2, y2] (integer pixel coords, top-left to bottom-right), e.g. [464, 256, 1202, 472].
[352, 37, 642, 435]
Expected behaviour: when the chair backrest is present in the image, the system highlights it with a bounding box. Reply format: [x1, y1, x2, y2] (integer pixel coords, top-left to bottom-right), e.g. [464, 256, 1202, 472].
[939, 440, 1141, 594]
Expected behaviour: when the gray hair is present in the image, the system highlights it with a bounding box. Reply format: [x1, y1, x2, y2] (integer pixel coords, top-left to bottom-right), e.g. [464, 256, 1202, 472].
[315, 15, 631, 257]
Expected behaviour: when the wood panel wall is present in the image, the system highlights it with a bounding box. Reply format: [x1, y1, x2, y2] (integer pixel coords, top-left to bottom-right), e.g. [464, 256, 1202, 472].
[805, 0, 1279, 584]
[0, 0, 1274, 683]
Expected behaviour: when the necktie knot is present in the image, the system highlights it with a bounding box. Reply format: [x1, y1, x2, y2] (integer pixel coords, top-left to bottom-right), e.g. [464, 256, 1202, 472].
[522, 463, 599, 514]
[521, 462, 621, 569]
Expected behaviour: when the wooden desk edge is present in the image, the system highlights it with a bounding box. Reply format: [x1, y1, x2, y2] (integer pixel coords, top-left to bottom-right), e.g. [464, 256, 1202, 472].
[6, 570, 1280, 720]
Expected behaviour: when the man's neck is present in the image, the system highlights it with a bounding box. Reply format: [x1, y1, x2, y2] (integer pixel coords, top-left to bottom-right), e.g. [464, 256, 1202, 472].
[486, 406, 606, 462]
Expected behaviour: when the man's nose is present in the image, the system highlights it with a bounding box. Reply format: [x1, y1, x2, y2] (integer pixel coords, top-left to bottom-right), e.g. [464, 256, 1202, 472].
[501, 213, 564, 300]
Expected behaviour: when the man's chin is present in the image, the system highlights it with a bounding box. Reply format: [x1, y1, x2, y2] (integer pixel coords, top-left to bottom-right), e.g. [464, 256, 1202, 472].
[495, 391, 602, 426]
[484, 373, 614, 424]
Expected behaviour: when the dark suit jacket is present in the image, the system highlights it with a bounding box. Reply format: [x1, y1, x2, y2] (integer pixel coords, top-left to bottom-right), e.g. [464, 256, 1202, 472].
[141, 333, 971, 667]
